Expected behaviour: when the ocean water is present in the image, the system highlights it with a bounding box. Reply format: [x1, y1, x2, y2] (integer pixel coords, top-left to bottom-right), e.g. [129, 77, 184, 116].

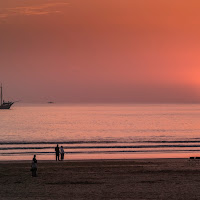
[0, 104, 200, 160]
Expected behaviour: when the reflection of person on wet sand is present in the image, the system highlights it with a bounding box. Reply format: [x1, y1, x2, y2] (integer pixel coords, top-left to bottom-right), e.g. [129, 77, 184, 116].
[60, 146, 64, 161]
[55, 144, 59, 161]
[31, 155, 37, 177]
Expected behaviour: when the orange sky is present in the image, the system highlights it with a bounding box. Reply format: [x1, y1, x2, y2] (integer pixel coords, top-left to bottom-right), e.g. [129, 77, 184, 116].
[0, 0, 200, 103]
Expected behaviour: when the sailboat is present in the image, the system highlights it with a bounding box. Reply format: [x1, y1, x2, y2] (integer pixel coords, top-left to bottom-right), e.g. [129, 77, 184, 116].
[0, 84, 14, 109]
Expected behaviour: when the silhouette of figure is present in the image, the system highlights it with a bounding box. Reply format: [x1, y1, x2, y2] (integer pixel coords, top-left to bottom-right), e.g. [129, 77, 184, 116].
[31, 155, 37, 177]
[60, 146, 64, 161]
[55, 144, 59, 161]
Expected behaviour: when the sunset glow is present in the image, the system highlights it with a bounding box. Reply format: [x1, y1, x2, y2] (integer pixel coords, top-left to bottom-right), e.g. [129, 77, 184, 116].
[1, 2, 200, 198]
[0, 0, 200, 103]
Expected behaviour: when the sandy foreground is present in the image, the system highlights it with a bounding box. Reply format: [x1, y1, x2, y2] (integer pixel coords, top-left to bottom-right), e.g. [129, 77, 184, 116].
[1, 159, 200, 200]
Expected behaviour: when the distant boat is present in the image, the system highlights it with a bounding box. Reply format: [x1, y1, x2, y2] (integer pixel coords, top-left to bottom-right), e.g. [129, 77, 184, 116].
[48, 101, 54, 104]
[0, 84, 14, 109]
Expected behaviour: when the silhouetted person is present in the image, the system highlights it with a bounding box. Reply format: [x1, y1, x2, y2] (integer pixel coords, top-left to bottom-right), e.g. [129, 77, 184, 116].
[55, 144, 59, 161]
[31, 155, 37, 177]
[60, 146, 64, 161]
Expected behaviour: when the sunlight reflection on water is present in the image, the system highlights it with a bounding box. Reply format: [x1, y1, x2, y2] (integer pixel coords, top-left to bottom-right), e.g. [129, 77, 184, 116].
[0, 104, 200, 160]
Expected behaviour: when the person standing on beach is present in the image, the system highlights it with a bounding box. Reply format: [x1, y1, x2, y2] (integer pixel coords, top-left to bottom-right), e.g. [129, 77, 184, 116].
[60, 146, 64, 161]
[55, 144, 60, 161]
[31, 155, 37, 177]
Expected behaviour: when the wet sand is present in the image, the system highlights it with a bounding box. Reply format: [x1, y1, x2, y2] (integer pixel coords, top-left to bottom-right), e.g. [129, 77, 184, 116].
[1, 159, 200, 199]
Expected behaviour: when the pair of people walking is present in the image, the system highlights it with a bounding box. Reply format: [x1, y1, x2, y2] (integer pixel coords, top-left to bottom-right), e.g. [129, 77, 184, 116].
[55, 144, 64, 161]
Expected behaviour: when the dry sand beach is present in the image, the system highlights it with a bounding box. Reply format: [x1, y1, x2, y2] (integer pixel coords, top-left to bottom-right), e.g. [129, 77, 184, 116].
[1, 159, 200, 200]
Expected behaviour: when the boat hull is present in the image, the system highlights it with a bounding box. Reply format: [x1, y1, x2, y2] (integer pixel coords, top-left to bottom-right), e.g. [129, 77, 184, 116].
[0, 102, 14, 109]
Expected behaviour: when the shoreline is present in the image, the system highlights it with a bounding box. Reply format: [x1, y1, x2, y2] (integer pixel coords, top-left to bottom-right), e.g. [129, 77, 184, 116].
[0, 151, 198, 161]
[0, 157, 189, 163]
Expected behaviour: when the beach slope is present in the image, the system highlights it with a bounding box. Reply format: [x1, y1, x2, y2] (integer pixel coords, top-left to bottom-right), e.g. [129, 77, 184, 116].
[1, 159, 200, 199]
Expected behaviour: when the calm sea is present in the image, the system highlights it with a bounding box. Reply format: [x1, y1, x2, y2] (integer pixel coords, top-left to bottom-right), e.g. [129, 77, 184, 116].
[0, 104, 200, 160]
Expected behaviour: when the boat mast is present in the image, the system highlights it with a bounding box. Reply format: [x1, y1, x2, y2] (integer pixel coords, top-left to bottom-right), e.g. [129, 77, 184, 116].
[0, 83, 2, 105]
